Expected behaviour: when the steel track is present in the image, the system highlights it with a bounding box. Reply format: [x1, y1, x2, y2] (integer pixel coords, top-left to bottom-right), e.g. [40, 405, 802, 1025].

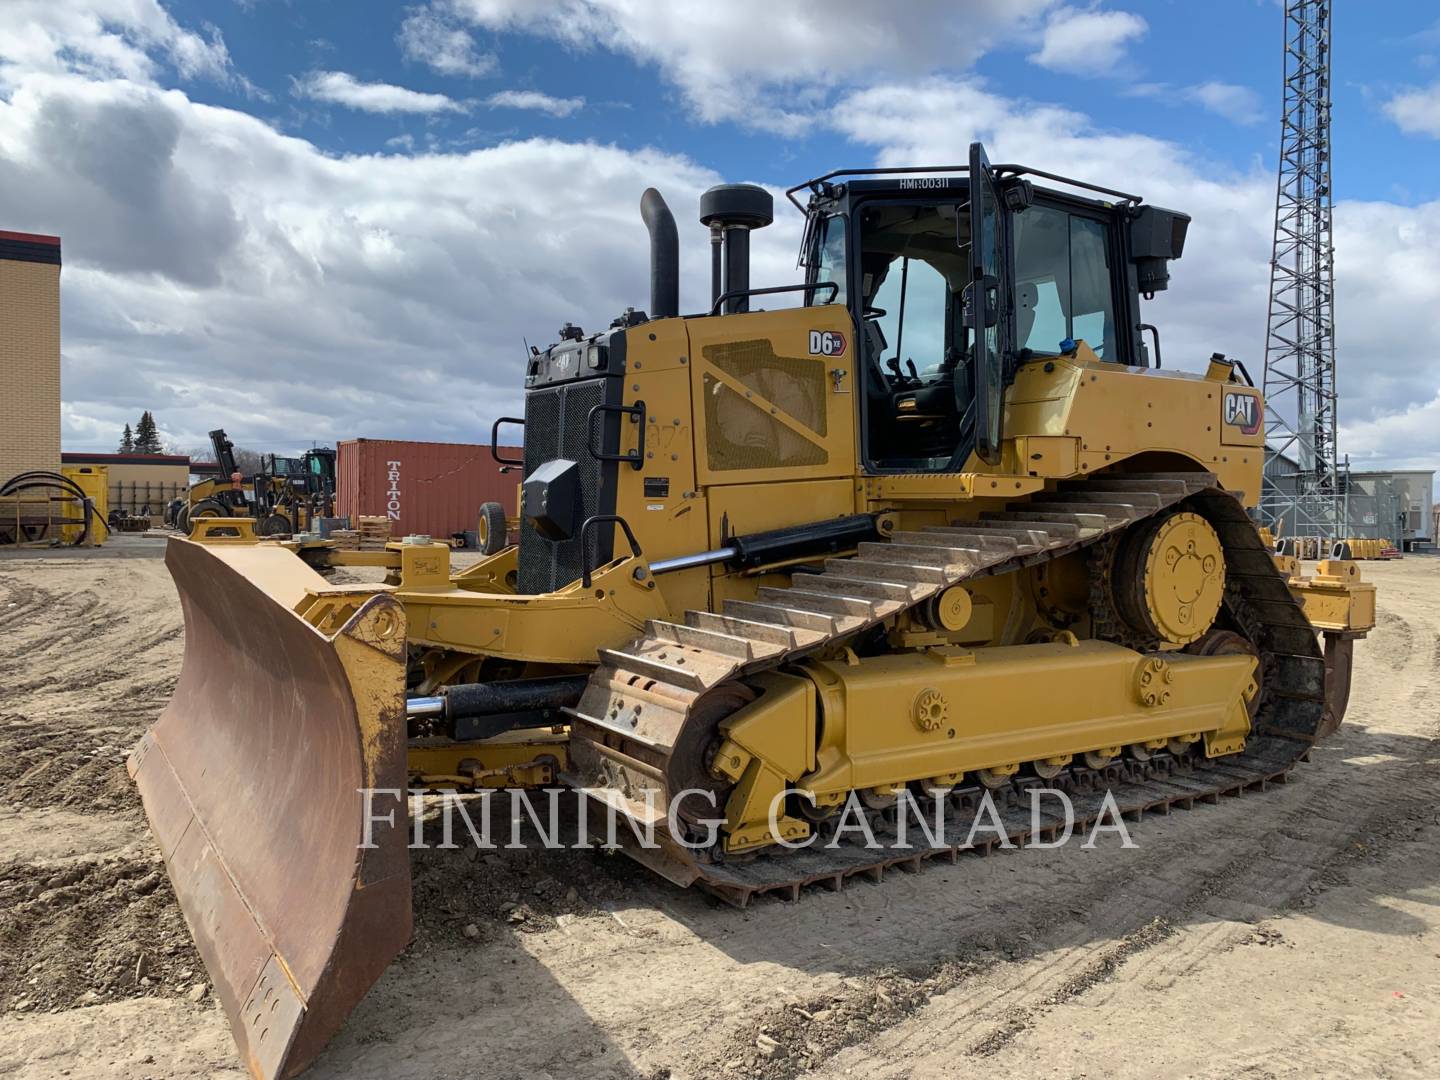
[563, 475, 1326, 907]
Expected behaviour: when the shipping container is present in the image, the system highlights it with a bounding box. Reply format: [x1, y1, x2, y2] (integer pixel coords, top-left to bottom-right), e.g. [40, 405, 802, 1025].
[336, 439, 521, 541]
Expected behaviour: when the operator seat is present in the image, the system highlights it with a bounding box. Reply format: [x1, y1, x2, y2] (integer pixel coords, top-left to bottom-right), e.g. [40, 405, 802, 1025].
[1015, 281, 1039, 351]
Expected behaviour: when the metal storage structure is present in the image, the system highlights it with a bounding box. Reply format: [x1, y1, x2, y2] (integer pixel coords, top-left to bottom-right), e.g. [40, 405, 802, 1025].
[1346, 469, 1435, 550]
[336, 439, 521, 541]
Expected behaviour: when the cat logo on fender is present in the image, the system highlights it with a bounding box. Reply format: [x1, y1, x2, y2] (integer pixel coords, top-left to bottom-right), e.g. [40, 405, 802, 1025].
[808, 330, 847, 357]
[1222, 391, 1261, 435]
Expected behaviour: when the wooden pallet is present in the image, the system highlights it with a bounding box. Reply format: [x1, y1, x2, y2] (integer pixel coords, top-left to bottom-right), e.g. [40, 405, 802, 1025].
[356, 516, 392, 551]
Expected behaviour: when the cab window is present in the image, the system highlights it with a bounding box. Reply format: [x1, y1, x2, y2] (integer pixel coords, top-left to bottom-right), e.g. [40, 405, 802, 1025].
[1014, 205, 1116, 360]
[812, 214, 848, 306]
[853, 201, 972, 470]
[869, 257, 949, 377]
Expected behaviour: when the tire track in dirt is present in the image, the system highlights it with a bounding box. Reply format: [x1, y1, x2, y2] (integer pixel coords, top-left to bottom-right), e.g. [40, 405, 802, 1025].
[787, 569, 1440, 1080]
[789, 774, 1440, 1080]
[633, 744, 1430, 1080]
[0, 561, 182, 814]
[695, 593, 1440, 1079]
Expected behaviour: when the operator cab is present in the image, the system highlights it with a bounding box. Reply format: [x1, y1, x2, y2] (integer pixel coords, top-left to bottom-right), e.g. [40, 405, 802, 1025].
[798, 143, 1188, 472]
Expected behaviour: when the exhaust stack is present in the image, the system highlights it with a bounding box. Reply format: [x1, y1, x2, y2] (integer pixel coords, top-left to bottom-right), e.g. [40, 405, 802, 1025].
[640, 187, 679, 319]
[700, 184, 774, 314]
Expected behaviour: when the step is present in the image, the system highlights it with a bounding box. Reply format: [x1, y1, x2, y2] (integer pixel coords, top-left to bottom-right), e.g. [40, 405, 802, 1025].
[686, 610, 800, 649]
[647, 619, 758, 661]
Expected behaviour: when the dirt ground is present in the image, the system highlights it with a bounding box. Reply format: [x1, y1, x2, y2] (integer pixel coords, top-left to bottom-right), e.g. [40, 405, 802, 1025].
[1, 537, 1438, 1080]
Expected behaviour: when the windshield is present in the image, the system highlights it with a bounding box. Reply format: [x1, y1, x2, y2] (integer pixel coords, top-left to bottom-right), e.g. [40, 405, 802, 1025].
[809, 214, 848, 306]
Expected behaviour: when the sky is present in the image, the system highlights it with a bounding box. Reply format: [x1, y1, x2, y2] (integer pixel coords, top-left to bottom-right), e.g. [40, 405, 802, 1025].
[3, 1, 1440, 475]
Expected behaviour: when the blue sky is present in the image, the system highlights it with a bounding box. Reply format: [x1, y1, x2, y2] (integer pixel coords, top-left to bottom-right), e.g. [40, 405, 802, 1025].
[3, 1, 1440, 474]
[161, 0, 1440, 205]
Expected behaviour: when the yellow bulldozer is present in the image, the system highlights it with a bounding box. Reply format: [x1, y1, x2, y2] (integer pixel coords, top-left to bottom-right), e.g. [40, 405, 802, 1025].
[130, 144, 1376, 1080]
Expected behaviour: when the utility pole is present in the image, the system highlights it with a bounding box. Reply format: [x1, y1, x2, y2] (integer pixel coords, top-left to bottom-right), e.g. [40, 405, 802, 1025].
[1260, 0, 1344, 539]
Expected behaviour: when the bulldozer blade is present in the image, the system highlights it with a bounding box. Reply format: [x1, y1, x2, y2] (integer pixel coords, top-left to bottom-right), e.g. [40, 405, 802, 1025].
[129, 538, 411, 1080]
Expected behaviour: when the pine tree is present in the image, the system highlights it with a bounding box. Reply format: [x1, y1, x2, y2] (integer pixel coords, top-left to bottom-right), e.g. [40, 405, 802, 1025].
[118, 424, 134, 453]
[134, 411, 163, 455]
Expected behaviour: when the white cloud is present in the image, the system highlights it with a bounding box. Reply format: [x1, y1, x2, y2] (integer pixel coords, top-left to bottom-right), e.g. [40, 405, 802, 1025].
[1384, 83, 1440, 138]
[2, 2, 1437, 483]
[1339, 392, 1440, 473]
[398, 7, 497, 78]
[1028, 7, 1147, 75]
[0, 0, 235, 88]
[1128, 81, 1264, 126]
[1185, 81, 1263, 125]
[0, 70, 750, 454]
[485, 89, 584, 117]
[444, 0, 1061, 133]
[296, 70, 467, 114]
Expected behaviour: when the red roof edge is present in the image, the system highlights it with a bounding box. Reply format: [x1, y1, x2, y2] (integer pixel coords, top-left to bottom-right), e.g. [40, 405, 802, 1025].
[0, 229, 61, 247]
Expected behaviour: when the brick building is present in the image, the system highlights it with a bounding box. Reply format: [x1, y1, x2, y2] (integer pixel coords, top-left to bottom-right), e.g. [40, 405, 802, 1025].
[0, 230, 62, 483]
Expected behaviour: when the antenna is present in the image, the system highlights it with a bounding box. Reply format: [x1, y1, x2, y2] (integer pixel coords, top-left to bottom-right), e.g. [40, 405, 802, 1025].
[1260, 0, 1345, 539]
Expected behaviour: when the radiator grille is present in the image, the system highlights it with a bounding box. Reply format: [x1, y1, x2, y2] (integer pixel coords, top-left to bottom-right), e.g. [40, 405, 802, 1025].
[517, 377, 616, 594]
[702, 339, 828, 472]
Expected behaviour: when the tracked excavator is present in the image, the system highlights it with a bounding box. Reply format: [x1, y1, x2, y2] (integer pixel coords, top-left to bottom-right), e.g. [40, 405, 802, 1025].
[130, 144, 1376, 1080]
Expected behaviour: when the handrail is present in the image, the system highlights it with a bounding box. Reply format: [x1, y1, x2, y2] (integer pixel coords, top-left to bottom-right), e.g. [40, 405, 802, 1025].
[586, 402, 646, 469]
[579, 514, 643, 588]
[490, 416, 525, 467]
[707, 281, 839, 315]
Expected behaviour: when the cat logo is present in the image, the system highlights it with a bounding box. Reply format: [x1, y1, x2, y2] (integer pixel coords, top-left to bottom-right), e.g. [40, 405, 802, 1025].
[1222, 391, 1261, 435]
[808, 330, 847, 357]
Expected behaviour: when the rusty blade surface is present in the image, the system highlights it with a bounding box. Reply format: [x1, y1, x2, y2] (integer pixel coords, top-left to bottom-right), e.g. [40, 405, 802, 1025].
[130, 538, 412, 1079]
[1318, 633, 1355, 739]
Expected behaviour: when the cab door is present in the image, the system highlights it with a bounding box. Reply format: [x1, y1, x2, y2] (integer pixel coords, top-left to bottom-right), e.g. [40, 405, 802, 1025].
[967, 141, 1010, 465]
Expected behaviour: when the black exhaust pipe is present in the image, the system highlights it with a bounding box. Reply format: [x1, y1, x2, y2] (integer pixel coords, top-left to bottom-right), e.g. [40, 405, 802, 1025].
[640, 187, 679, 320]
